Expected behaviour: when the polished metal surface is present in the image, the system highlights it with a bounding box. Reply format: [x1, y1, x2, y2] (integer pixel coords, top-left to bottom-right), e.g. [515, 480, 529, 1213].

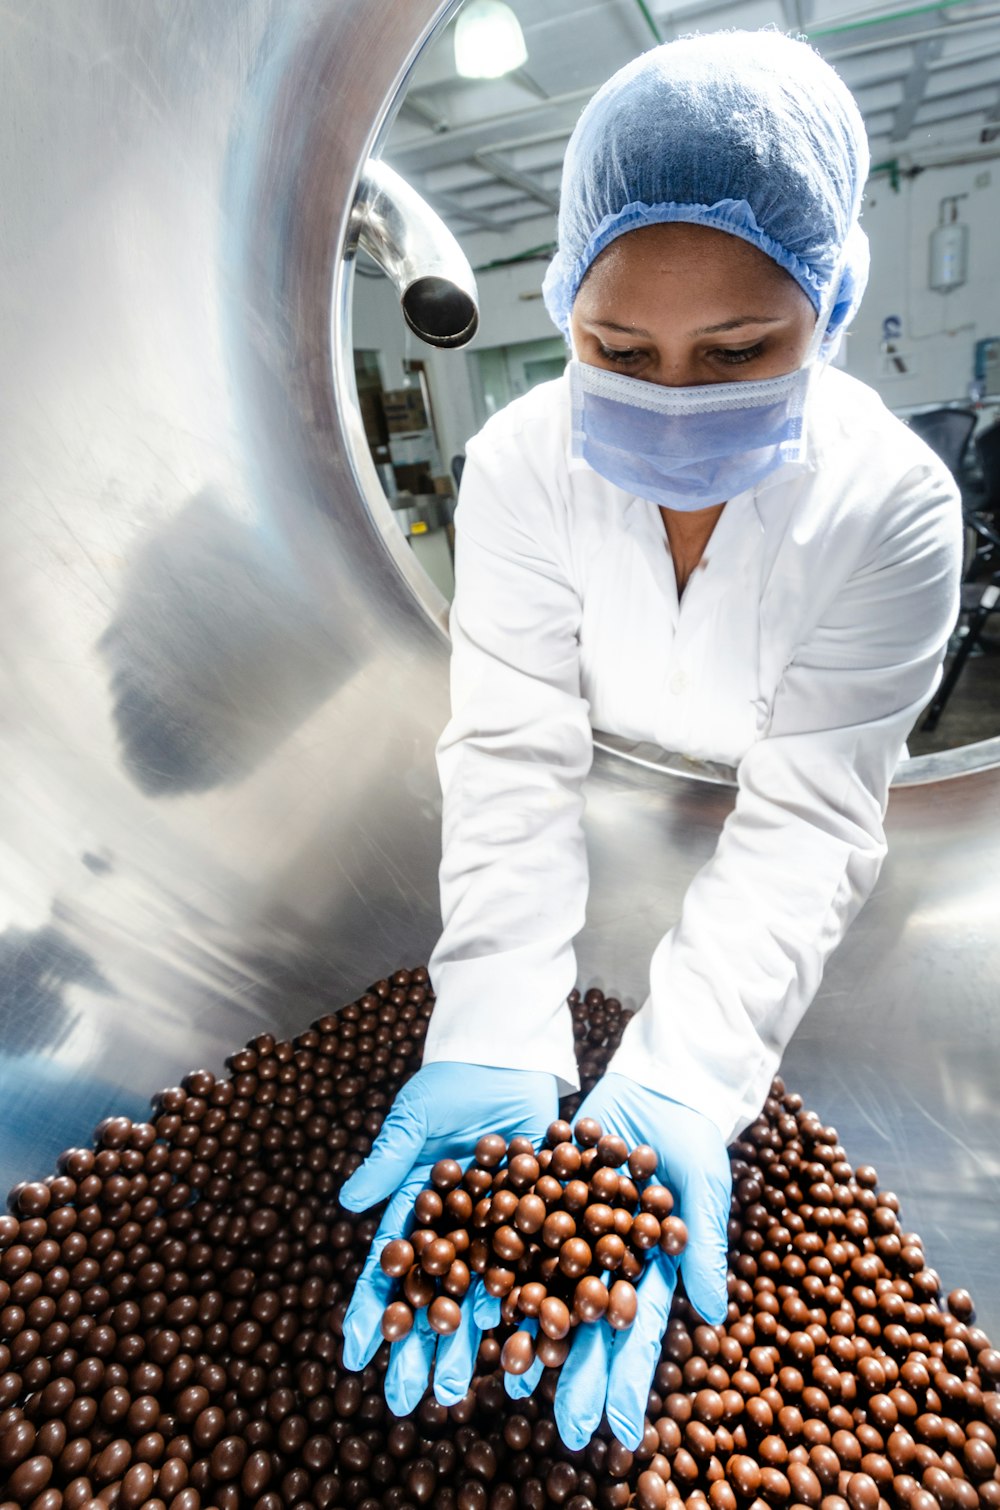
[352, 160, 479, 347]
[1, 0, 998, 1341]
[0, 0, 459, 1182]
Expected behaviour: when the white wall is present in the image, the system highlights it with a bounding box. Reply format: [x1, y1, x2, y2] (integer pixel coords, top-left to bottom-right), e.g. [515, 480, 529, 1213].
[847, 155, 1000, 412]
[353, 159, 1000, 464]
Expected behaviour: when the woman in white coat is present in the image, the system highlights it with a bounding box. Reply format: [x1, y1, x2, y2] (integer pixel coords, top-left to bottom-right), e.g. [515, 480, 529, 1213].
[341, 28, 962, 1450]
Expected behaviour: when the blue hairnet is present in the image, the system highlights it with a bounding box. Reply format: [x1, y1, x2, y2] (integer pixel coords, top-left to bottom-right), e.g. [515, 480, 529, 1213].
[543, 29, 871, 349]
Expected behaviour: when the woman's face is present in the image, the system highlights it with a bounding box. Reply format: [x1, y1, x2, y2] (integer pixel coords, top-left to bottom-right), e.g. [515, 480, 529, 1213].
[570, 222, 817, 388]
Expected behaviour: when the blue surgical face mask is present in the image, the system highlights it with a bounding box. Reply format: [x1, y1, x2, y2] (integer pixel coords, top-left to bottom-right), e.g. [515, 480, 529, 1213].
[568, 359, 812, 511]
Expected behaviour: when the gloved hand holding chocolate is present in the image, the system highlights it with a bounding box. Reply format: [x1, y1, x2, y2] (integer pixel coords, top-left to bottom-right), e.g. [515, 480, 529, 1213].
[340, 1050, 732, 1449]
[374, 1117, 689, 1371]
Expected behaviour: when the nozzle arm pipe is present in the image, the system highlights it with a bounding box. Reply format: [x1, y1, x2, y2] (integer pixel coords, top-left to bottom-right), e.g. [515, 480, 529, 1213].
[350, 159, 479, 349]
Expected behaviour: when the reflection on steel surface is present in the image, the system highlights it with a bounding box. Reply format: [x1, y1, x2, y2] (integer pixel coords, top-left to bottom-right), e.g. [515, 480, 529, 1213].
[351, 160, 480, 348]
[98, 490, 350, 795]
[0, 0, 997, 1335]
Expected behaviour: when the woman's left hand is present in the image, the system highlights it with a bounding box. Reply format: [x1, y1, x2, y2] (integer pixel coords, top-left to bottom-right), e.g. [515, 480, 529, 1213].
[504, 1071, 732, 1451]
[337, 1062, 557, 1411]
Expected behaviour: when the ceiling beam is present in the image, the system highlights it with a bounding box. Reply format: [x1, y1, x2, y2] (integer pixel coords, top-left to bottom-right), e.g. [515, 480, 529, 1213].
[917, 72, 1000, 112]
[780, 0, 814, 30]
[891, 36, 943, 142]
[508, 67, 552, 102]
[389, 86, 597, 175]
[418, 187, 503, 233]
[826, 10, 1000, 61]
[474, 152, 560, 211]
[399, 94, 450, 135]
[841, 38, 1000, 93]
[909, 81, 1000, 125]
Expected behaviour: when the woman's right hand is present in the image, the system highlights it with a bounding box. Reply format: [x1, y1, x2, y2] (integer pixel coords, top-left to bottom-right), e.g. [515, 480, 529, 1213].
[338, 1062, 559, 1413]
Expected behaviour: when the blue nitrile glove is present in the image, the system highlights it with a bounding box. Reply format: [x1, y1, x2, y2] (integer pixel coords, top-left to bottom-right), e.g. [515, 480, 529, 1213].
[549, 1072, 732, 1452]
[338, 1062, 558, 1412]
[379, 1273, 503, 1416]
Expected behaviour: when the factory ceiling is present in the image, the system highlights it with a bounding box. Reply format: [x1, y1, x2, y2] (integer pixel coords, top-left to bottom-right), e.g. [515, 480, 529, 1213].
[382, 0, 1000, 241]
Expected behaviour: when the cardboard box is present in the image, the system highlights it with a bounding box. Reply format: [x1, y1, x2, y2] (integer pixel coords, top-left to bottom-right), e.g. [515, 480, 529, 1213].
[358, 388, 388, 449]
[383, 387, 429, 434]
[392, 462, 433, 494]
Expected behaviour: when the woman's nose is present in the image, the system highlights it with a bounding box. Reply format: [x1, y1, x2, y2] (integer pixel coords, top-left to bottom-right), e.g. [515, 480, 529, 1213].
[649, 350, 705, 387]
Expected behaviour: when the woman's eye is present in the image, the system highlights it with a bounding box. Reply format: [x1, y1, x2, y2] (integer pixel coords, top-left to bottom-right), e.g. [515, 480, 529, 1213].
[713, 342, 765, 366]
[597, 344, 644, 367]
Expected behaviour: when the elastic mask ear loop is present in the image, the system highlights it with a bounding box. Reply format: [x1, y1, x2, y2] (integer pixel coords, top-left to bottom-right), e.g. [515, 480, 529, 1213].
[803, 255, 846, 370]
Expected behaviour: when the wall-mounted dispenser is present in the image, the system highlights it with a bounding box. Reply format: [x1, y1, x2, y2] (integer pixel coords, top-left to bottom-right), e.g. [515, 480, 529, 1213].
[929, 195, 969, 292]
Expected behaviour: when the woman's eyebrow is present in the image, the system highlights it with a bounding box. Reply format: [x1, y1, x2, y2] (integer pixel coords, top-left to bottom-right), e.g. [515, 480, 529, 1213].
[692, 316, 785, 335]
[591, 315, 787, 337]
[591, 319, 653, 337]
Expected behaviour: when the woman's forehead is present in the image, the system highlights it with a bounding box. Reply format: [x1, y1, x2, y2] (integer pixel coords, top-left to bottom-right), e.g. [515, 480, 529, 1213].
[574, 224, 810, 322]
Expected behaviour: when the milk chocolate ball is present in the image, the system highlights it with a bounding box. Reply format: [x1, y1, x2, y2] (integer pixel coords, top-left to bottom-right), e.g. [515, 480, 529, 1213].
[540, 1297, 571, 1342]
[431, 1159, 464, 1193]
[403, 1265, 435, 1308]
[422, 1237, 457, 1276]
[574, 1277, 609, 1323]
[381, 1302, 414, 1342]
[474, 1135, 506, 1169]
[630, 1213, 662, 1251]
[595, 1233, 627, 1272]
[628, 1145, 658, 1182]
[428, 1296, 462, 1335]
[660, 1217, 688, 1257]
[559, 1237, 592, 1278]
[571, 1117, 601, 1148]
[641, 1185, 674, 1220]
[380, 1239, 415, 1279]
[500, 1331, 536, 1376]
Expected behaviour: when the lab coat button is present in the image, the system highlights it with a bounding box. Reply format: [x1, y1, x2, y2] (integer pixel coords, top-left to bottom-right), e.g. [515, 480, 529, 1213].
[669, 670, 687, 695]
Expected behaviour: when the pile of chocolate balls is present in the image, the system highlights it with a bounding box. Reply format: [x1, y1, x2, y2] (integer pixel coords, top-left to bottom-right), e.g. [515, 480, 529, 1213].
[0, 971, 997, 1510]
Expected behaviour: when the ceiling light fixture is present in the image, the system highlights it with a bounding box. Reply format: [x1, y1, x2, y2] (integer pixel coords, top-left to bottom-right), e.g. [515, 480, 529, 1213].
[454, 0, 528, 80]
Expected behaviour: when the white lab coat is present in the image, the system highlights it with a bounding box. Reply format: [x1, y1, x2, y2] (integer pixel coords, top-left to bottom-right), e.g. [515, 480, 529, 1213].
[423, 366, 962, 1142]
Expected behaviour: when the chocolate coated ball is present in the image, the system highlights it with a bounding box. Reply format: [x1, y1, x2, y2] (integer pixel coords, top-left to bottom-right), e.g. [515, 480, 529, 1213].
[381, 1302, 414, 1342]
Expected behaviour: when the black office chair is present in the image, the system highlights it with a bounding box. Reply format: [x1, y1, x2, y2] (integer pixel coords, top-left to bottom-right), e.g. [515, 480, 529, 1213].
[921, 416, 1000, 731]
[973, 417, 1000, 517]
[962, 416, 1000, 578]
[906, 406, 977, 481]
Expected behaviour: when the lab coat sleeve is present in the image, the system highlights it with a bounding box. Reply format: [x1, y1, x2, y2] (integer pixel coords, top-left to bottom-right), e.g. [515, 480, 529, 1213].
[422, 426, 593, 1093]
[608, 462, 963, 1143]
